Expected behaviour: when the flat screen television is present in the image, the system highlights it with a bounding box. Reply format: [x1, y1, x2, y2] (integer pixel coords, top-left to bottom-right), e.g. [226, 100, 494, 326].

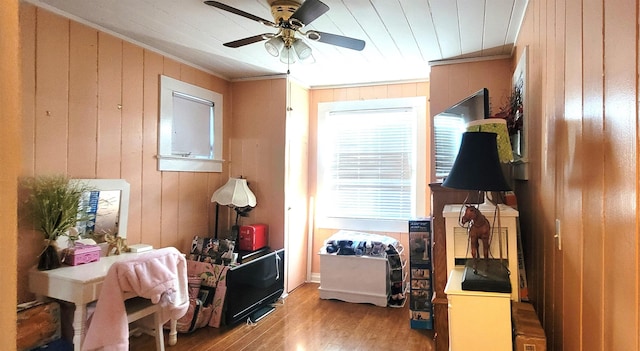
[433, 88, 490, 180]
[224, 248, 285, 326]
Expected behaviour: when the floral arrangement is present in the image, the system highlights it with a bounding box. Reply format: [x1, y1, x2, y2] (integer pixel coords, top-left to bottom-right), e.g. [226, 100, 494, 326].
[493, 83, 524, 136]
[22, 174, 90, 242]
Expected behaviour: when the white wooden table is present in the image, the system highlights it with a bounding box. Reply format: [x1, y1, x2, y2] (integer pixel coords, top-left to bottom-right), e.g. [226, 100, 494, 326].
[29, 252, 178, 351]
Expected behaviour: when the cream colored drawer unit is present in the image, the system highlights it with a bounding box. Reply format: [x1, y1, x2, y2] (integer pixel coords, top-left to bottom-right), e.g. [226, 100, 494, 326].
[443, 203, 519, 301]
[445, 268, 512, 351]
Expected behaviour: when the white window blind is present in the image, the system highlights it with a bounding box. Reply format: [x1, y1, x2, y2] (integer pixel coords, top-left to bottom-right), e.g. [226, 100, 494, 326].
[322, 109, 415, 221]
[171, 92, 214, 158]
[433, 113, 465, 180]
[316, 97, 427, 233]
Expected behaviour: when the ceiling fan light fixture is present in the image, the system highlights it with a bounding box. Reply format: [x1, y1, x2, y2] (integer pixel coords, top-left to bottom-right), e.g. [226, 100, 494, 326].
[298, 52, 316, 64]
[292, 39, 312, 60]
[279, 46, 297, 64]
[207, 0, 366, 64]
[265, 36, 285, 57]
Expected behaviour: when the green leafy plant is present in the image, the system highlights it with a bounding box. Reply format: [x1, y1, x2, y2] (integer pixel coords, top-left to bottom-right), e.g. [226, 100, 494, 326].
[22, 175, 90, 242]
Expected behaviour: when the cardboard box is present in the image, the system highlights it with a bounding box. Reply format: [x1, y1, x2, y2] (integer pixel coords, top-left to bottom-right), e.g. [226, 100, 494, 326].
[408, 219, 431, 264]
[512, 302, 546, 351]
[408, 218, 433, 330]
[17, 301, 61, 350]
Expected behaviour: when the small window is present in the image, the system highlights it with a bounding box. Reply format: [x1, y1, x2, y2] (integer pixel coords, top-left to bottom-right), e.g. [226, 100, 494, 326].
[316, 97, 427, 233]
[158, 75, 223, 172]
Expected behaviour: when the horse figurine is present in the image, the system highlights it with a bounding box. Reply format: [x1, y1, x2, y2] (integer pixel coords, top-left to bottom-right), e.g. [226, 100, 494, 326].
[461, 205, 491, 272]
[104, 233, 128, 256]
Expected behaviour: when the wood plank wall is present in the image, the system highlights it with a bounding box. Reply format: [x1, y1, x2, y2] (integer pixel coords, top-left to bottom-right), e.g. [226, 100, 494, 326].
[1, 0, 20, 346]
[17, 4, 233, 303]
[429, 58, 513, 118]
[228, 78, 288, 251]
[308, 82, 429, 276]
[514, 0, 639, 350]
[429, 58, 513, 182]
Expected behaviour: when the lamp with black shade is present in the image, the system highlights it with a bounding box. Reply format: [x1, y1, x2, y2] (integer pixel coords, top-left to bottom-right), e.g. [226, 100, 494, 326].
[211, 177, 257, 242]
[442, 131, 512, 293]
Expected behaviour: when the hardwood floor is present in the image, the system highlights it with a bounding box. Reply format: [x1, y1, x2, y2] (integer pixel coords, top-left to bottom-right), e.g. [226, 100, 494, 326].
[130, 283, 435, 351]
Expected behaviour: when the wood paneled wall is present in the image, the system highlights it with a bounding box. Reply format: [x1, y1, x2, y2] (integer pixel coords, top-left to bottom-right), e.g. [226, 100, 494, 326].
[229, 79, 287, 251]
[17, 4, 232, 303]
[429, 58, 513, 118]
[429, 58, 513, 182]
[1, 0, 20, 346]
[228, 78, 310, 292]
[308, 82, 429, 276]
[514, 0, 639, 350]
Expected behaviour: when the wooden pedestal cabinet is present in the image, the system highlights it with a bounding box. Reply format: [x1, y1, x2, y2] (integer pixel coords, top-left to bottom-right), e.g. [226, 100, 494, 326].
[428, 183, 483, 351]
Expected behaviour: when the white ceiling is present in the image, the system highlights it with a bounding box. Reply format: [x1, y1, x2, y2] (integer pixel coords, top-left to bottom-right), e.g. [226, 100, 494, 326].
[24, 0, 528, 88]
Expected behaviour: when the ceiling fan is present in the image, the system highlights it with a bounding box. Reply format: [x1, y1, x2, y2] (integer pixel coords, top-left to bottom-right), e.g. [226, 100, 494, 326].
[204, 0, 366, 63]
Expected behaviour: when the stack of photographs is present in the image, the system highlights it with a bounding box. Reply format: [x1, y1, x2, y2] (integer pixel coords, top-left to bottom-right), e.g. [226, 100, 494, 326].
[189, 236, 235, 265]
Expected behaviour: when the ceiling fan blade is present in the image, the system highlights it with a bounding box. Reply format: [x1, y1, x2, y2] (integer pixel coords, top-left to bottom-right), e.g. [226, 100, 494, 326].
[223, 34, 270, 48]
[204, 1, 276, 26]
[290, 0, 329, 26]
[311, 31, 366, 51]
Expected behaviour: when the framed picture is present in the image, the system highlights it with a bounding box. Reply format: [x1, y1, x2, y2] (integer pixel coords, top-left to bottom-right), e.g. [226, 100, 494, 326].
[512, 46, 529, 180]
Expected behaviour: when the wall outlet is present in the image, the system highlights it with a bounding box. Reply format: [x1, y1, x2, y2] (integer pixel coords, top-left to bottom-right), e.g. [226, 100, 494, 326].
[555, 219, 562, 250]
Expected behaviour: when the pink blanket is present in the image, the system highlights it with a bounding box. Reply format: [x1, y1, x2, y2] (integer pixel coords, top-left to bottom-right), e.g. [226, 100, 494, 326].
[82, 247, 189, 351]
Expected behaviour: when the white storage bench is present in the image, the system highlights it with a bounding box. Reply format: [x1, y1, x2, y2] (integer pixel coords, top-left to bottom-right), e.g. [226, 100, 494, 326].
[318, 231, 405, 307]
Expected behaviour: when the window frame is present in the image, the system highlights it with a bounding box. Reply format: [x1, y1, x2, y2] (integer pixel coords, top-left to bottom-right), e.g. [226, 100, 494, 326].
[316, 97, 427, 233]
[158, 75, 223, 172]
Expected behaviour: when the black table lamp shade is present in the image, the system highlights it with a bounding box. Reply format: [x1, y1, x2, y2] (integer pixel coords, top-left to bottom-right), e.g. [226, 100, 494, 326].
[442, 132, 511, 192]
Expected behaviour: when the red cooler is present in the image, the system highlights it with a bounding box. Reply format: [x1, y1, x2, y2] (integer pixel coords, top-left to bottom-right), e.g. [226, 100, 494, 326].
[239, 224, 268, 251]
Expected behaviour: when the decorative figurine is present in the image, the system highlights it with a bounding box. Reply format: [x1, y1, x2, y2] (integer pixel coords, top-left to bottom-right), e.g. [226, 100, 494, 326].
[105, 233, 128, 256]
[461, 205, 491, 273]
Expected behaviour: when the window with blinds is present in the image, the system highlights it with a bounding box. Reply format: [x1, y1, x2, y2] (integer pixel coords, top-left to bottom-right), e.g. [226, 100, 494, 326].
[433, 113, 465, 180]
[317, 97, 426, 233]
[158, 75, 223, 172]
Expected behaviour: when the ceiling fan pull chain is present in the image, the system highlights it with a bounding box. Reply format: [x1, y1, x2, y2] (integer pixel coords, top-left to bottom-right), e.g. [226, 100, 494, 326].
[287, 53, 291, 75]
